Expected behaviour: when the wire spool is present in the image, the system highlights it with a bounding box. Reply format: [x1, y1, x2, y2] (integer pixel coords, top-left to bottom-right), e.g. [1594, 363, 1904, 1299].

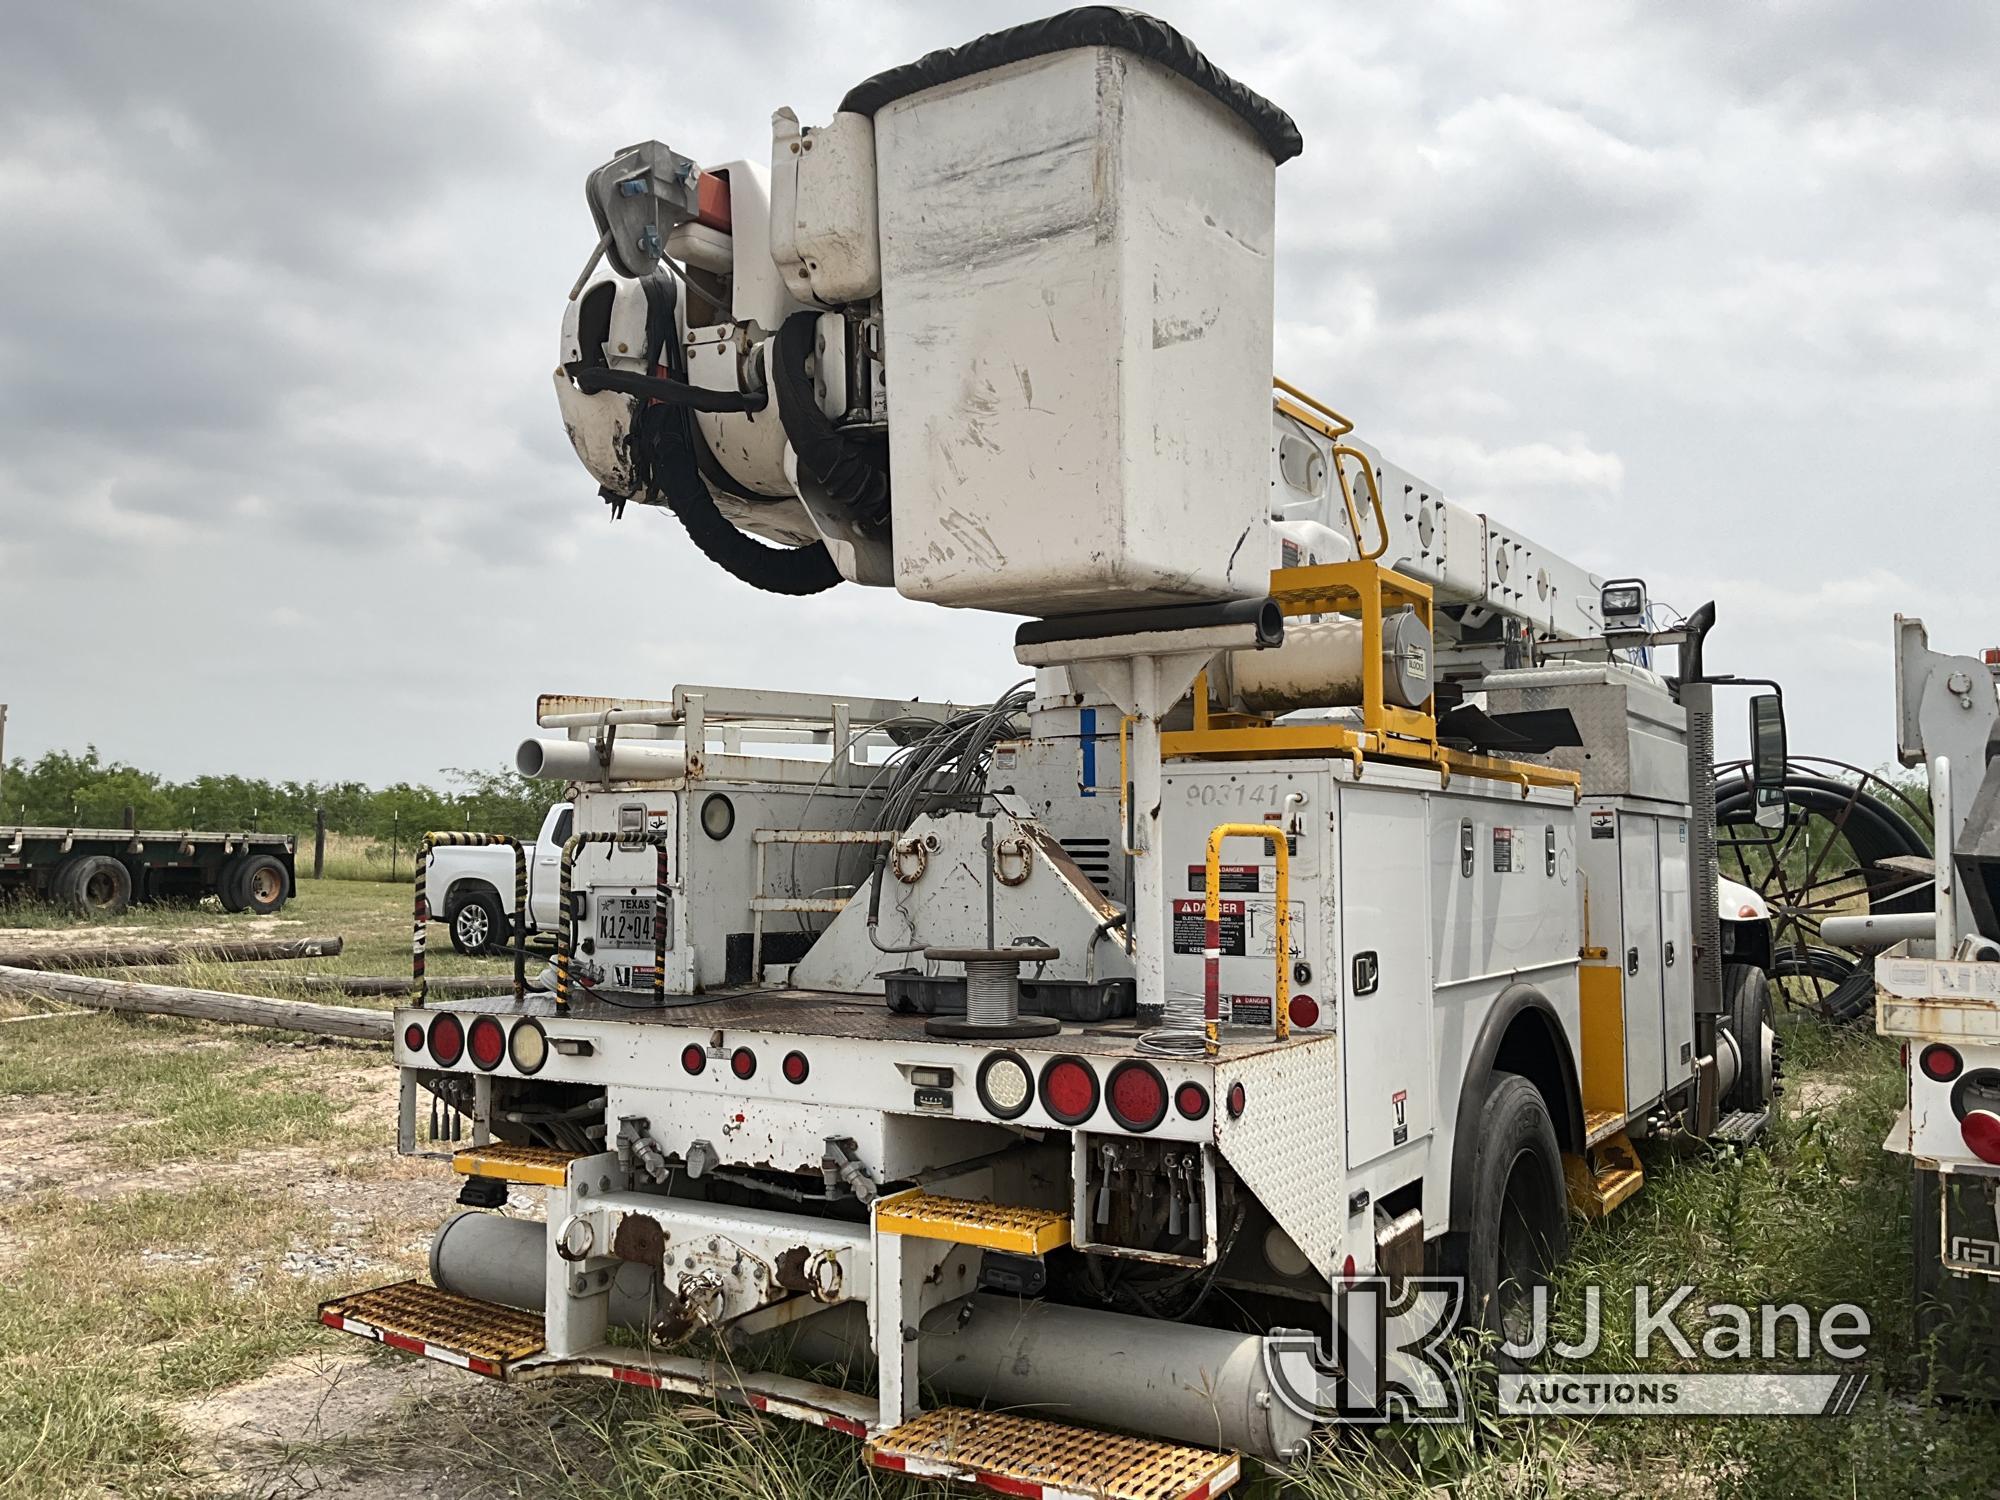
[922, 945, 1061, 1039]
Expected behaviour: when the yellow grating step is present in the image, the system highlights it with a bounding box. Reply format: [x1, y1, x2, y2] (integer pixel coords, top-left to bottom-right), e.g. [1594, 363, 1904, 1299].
[451, 1143, 581, 1186]
[1582, 1109, 1624, 1147]
[867, 1406, 1239, 1500]
[876, 1191, 1071, 1254]
[1564, 1132, 1645, 1220]
[320, 1279, 545, 1377]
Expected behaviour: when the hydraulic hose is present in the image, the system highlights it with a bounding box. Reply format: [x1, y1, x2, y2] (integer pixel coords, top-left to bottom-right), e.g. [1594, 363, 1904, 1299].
[572, 364, 768, 414]
[771, 313, 890, 527]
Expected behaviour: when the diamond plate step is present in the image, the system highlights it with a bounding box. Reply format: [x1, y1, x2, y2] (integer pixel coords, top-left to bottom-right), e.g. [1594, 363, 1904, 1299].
[1712, 1107, 1770, 1144]
[451, 1143, 581, 1186]
[320, 1279, 545, 1377]
[875, 1191, 1072, 1254]
[866, 1406, 1239, 1500]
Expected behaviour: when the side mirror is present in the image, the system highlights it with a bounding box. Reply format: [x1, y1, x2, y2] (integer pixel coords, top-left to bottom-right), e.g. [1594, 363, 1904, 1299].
[1750, 693, 1788, 830]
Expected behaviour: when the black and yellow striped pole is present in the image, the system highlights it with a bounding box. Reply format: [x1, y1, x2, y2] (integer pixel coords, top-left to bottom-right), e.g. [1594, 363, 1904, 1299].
[413, 832, 527, 1005]
[556, 830, 671, 1013]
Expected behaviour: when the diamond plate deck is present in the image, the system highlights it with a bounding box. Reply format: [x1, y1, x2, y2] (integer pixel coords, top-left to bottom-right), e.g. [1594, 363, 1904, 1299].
[876, 1190, 1072, 1253]
[451, 1143, 581, 1186]
[320, 1280, 545, 1376]
[866, 1406, 1240, 1500]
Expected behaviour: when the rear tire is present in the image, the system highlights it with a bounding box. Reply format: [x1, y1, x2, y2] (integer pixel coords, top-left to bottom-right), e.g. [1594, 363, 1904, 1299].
[65, 855, 133, 918]
[1721, 962, 1774, 1112]
[447, 889, 506, 956]
[1442, 1071, 1570, 1345]
[234, 854, 289, 916]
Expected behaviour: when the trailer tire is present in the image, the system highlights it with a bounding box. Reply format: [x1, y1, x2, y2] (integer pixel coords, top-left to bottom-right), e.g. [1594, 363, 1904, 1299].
[216, 856, 251, 913]
[1721, 962, 1774, 1112]
[1442, 1071, 1569, 1347]
[234, 855, 290, 916]
[64, 855, 133, 918]
[446, 888, 507, 956]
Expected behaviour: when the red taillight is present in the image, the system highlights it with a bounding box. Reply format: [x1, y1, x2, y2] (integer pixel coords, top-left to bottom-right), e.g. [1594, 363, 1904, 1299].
[403, 1023, 423, 1052]
[467, 1015, 506, 1071]
[781, 1050, 809, 1085]
[1175, 1081, 1210, 1120]
[427, 1013, 464, 1067]
[1226, 1080, 1247, 1119]
[1288, 994, 1320, 1030]
[1920, 1044, 1963, 1083]
[681, 1043, 706, 1076]
[1039, 1056, 1099, 1125]
[731, 1047, 757, 1080]
[1963, 1110, 2000, 1165]
[1105, 1060, 1168, 1133]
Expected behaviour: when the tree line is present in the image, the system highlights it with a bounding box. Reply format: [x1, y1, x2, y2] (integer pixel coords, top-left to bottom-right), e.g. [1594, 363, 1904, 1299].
[1, 748, 548, 842]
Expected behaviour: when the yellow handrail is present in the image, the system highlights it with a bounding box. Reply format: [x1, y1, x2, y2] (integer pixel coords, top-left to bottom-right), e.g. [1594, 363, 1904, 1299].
[1330, 445, 1389, 561]
[1201, 822, 1292, 1056]
[1272, 376, 1354, 440]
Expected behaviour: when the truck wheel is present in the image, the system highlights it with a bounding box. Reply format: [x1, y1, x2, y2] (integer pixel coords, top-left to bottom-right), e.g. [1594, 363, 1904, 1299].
[234, 855, 290, 916]
[216, 856, 251, 913]
[65, 855, 133, 918]
[1720, 962, 1774, 1112]
[1444, 1071, 1569, 1346]
[448, 890, 507, 956]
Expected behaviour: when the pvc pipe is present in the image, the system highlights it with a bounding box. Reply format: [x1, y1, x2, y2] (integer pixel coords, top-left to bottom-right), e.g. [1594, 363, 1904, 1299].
[1818, 912, 1936, 953]
[516, 737, 689, 781]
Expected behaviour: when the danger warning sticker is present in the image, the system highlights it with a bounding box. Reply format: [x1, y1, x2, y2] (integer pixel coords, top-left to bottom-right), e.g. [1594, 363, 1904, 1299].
[1229, 995, 1272, 1026]
[1172, 899, 1245, 955]
[1589, 808, 1616, 840]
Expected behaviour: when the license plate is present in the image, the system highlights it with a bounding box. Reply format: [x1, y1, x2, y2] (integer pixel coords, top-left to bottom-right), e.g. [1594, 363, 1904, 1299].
[596, 897, 657, 945]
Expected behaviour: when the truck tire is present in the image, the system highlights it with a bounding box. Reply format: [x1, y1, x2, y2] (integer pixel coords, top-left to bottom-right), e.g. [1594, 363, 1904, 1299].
[1441, 1071, 1569, 1346]
[65, 855, 133, 918]
[1720, 962, 1774, 1113]
[447, 888, 507, 956]
[234, 855, 290, 916]
[216, 856, 251, 913]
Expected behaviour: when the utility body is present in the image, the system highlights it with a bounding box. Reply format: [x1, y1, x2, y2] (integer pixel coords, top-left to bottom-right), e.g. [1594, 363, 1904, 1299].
[324, 13, 1786, 1496]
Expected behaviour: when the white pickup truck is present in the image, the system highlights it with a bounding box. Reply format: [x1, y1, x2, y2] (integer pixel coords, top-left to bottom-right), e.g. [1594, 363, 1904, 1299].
[424, 803, 572, 954]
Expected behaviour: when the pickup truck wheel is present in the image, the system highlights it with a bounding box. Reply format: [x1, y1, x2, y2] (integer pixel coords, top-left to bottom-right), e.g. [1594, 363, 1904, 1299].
[66, 855, 133, 918]
[1441, 1071, 1569, 1347]
[448, 891, 506, 956]
[235, 855, 290, 916]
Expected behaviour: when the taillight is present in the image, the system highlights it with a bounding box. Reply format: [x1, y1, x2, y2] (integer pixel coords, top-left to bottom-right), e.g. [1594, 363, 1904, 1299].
[1919, 1044, 1963, 1083]
[1226, 1080, 1247, 1118]
[1963, 1110, 2000, 1165]
[731, 1047, 757, 1080]
[1039, 1056, 1099, 1125]
[508, 1019, 548, 1075]
[1288, 994, 1320, 1030]
[403, 1023, 423, 1052]
[976, 1051, 1034, 1120]
[681, 1043, 706, 1076]
[1175, 1081, 1210, 1120]
[781, 1050, 810, 1085]
[427, 1013, 464, 1067]
[467, 1015, 506, 1071]
[1105, 1060, 1167, 1133]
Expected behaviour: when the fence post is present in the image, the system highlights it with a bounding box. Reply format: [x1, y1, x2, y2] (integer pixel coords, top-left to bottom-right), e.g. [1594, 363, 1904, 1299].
[313, 807, 326, 880]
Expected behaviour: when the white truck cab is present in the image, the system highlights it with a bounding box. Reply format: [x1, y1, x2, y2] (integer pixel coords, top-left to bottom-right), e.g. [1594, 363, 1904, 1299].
[424, 802, 572, 954]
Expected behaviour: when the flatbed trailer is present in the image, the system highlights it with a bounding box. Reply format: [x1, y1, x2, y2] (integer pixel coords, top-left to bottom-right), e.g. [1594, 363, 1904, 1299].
[0, 824, 295, 917]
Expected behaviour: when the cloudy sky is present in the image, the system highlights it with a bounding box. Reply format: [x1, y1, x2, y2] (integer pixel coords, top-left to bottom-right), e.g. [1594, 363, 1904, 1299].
[1, 1, 1993, 789]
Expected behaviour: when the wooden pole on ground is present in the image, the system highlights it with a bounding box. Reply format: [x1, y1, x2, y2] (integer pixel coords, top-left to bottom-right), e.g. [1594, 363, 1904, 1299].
[0, 965, 390, 1041]
[0, 936, 345, 972]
